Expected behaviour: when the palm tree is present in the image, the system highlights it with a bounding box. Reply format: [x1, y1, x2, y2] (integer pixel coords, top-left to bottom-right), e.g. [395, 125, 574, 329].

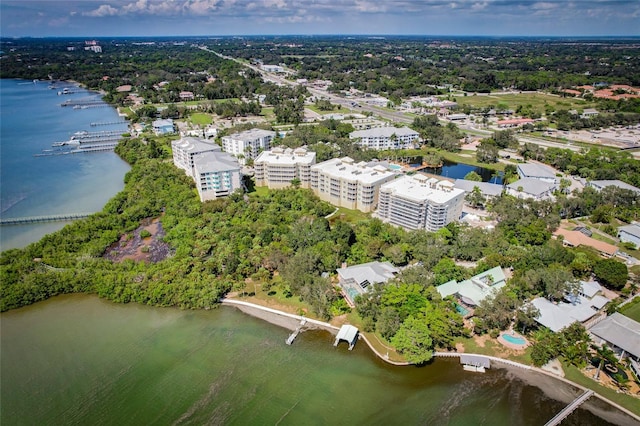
[592, 343, 618, 381]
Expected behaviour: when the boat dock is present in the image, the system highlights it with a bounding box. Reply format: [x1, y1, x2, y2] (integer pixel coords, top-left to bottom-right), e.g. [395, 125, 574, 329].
[286, 319, 307, 345]
[544, 390, 594, 426]
[1, 213, 91, 226]
[60, 99, 108, 108]
[91, 120, 128, 127]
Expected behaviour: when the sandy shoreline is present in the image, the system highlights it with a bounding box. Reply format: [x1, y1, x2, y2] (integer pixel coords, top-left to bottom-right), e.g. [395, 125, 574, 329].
[222, 297, 640, 422]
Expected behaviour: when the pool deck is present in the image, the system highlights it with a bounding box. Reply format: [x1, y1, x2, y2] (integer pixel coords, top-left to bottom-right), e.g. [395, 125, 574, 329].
[497, 331, 530, 350]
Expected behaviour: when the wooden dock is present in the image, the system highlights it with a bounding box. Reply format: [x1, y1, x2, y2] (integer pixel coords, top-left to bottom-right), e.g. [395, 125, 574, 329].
[286, 319, 307, 345]
[544, 390, 594, 426]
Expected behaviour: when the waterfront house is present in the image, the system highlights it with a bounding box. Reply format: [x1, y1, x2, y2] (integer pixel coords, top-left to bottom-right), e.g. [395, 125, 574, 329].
[337, 261, 399, 306]
[152, 118, 175, 135]
[590, 313, 640, 364]
[436, 266, 506, 309]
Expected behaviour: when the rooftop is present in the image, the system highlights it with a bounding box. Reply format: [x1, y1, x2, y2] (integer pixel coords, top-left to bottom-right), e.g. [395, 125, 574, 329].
[255, 146, 316, 165]
[380, 174, 465, 204]
[312, 157, 395, 185]
[530, 297, 598, 332]
[590, 313, 640, 359]
[173, 137, 221, 154]
[553, 228, 618, 256]
[193, 150, 240, 173]
[454, 179, 504, 197]
[437, 266, 506, 307]
[517, 163, 557, 180]
[337, 261, 398, 286]
[350, 126, 419, 139]
[224, 128, 276, 142]
[507, 178, 556, 197]
[619, 223, 640, 239]
[589, 180, 640, 194]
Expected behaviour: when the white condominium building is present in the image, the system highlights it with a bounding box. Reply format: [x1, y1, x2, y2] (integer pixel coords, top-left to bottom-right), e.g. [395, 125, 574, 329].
[221, 128, 276, 165]
[171, 137, 241, 202]
[310, 157, 395, 213]
[193, 152, 242, 202]
[377, 174, 465, 231]
[172, 137, 222, 175]
[254, 146, 316, 189]
[349, 126, 419, 150]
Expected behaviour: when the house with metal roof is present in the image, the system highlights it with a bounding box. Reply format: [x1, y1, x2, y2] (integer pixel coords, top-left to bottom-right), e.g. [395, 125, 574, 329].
[517, 163, 558, 184]
[506, 178, 556, 200]
[337, 261, 399, 306]
[152, 118, 175, 135]
[531, 281, 610, 332]
[436, 266, 506, 308]
[588, 180, 640, 194]
[453, 179, 504, 200]
[618, 223, 640, 248]
[590, 313, 640, 361]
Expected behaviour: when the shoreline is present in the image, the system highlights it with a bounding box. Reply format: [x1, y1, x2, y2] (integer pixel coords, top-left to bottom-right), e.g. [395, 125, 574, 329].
[222, 297, 640, 423]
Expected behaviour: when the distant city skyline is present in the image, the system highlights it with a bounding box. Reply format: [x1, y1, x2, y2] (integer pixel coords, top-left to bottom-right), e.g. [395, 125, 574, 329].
[1, 0, 639, 38]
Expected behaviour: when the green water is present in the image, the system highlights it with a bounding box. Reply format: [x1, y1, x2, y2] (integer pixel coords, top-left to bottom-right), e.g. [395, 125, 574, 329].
[1, 295, 633, 425]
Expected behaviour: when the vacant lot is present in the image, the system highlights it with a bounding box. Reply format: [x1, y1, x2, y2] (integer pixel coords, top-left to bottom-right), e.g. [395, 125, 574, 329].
[451, 92, 595, 112]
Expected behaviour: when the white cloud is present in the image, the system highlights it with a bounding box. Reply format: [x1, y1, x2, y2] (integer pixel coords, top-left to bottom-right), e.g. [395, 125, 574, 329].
[83, 4, 119, 17]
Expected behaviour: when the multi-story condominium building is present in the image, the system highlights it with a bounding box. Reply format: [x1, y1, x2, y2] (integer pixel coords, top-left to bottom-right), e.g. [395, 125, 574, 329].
[349, 126, 419, 150]
[376, 174, 465, 232]
[221, 128, 276, 165]
[192, 152, 242, 202]
[171, 137, 241, 202]
[254, 146, 316, 189]
[310, 157, 395, 213]
[172, 137, 222, 175]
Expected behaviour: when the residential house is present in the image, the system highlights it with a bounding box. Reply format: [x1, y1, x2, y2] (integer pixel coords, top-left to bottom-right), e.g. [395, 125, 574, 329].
[516, 163, 558, 183]
[377, 174, 465, 232]
[553, 228, 619, 258]
[337, 261, 399, 306]
[152, 118, 174, 135]
[436, 266, 507, 309]
[453, 180, 504, 202]
[588, 180, 640, 194]
[618, 223, 640, 248]
[590, 313, 640, 363]
[506, 178, 556, 200]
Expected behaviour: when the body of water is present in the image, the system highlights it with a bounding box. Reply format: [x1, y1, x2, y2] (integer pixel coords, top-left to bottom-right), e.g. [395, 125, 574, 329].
[424, 160, 503, 184]
[0, 79, 130, 250]
[1, 295, 634, 425]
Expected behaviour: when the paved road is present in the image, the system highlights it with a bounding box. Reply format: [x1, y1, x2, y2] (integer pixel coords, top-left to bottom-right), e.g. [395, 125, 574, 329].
[199, 46, 593, 154]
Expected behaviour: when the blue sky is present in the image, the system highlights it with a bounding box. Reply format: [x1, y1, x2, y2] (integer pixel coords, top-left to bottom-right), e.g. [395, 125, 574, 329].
[1, 0, 639, 38]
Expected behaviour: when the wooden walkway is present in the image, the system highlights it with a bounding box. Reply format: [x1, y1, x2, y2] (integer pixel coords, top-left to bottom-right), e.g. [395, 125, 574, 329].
[286, 319, 307, 345]
[0, 213, 91, 226]
[544, 390, 594, 426]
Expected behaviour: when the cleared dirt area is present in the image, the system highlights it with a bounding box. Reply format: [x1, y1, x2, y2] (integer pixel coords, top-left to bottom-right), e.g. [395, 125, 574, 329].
[103, 217, 173, 263]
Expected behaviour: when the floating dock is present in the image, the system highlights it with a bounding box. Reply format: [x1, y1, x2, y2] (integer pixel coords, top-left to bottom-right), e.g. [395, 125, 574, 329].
[460, 354, 490, 373]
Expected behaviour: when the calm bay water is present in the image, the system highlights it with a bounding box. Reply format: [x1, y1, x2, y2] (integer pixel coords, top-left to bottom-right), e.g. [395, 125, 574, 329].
[0, 79, 130, 250]
[1, 295, 633, 425]
[423, 160, 503, 184]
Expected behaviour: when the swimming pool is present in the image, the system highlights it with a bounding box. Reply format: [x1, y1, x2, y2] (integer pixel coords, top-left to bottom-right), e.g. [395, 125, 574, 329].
[388, 164, 403, 171]
[501, 333, 526, 345]
[455, 304, 469, 316]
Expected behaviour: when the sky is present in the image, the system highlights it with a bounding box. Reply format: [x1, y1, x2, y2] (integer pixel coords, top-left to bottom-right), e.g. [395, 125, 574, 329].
[1, 0, 639, 38]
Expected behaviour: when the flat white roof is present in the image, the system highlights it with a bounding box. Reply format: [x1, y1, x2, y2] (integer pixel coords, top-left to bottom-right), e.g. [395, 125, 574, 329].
[255, 147, 316, 165]
[311, 157, 395, 185]
[173, 137, 221, 154]
[224, 128, 276, 142]
[350, 126, 419, 139]
[380, 174, 465, 204]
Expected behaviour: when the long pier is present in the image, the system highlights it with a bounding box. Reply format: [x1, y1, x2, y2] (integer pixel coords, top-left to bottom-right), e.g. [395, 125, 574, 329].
[60, 99, 106, 108]
[544, 390, 594, 426]
[0, 213, 92, 226]
[91, 120, 128, 127]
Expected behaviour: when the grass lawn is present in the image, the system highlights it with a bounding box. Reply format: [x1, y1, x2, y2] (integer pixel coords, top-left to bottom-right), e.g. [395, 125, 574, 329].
[329, 206, 371, 224]
[454, 336, 533, 365]
[189, 112, 212, 126]
[451, 92, 595, 113]
[439, 150, 506, 172]
[620, 301, 640, 323]
[562, 364, 640, 415]
[260, 107, 275, 121]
